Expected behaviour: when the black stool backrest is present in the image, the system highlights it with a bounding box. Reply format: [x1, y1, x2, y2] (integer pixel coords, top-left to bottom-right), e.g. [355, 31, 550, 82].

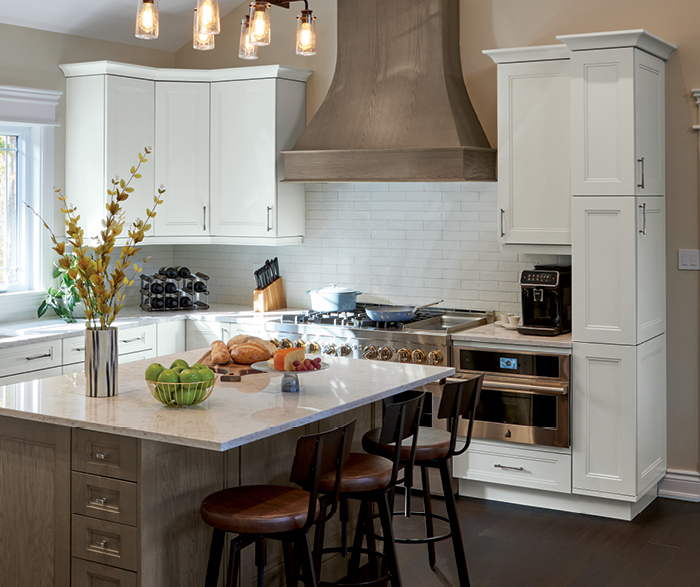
[379, 392, 426, 488]
[436, 374, 484, 458]
[291, 419, 356, 531]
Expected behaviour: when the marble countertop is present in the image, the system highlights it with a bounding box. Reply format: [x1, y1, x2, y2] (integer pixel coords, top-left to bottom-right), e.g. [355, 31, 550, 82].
[0, 350, 453, 451]
[0, 304, 307, 350]
[451, 323, 573, 349]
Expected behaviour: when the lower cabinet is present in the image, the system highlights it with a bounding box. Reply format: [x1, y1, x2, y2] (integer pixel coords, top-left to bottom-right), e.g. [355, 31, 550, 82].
[572, 336, 666, 499]
[155, 320, 186, 357]
[0, 366, 63, 384]
[185, 320, 226, 351]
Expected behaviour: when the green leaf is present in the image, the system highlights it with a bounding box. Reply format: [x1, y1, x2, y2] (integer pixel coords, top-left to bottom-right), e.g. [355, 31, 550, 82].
[37, 300, 48, 318]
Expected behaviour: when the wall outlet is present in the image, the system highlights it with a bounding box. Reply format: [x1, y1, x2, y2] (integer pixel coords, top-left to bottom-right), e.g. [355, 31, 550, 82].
[678, 249, 700, 270]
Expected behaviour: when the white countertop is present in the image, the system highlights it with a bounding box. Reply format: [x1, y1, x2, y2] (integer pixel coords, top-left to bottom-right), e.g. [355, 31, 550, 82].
[0, 350, 453, 451]
[451, 323, 573, 349]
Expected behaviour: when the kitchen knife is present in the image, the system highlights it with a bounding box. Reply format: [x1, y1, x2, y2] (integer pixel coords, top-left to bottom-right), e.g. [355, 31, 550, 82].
[254, 269, 261, 289]
[272, 257, 279, 281]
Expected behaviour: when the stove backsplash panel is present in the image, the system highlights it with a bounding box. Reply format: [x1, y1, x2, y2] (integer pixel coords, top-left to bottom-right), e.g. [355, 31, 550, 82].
[172, 183, 569, 313]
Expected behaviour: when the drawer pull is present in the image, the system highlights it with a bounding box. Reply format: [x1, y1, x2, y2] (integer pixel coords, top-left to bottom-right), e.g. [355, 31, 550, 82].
[494, 464, 525, 472]
[26, 351, 52, 361]
[94, 452, 108, 460]
[93, 497, 108, 505]
[95, 540, 108, 549]
[119, 337, 143, 344]
[74, 347, 86, 352]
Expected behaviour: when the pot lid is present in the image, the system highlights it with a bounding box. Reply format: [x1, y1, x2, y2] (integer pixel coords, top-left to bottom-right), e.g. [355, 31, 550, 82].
[310, 284, 361, 295]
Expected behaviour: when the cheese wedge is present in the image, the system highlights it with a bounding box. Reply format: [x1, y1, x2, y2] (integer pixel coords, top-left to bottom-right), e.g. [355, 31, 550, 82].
[273, 347, 305, 372]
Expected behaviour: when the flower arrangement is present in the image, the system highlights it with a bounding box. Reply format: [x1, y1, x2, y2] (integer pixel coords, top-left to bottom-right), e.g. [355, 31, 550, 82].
[28, 147, 165, 330]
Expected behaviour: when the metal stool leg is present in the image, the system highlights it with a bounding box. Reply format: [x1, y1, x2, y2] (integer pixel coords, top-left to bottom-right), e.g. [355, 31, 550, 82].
[439, 461, 470, 587]
[377, 492, 402, 587]
[421, 466, 437, 568]
[349, 500, 367, 575]
[255, 538, 266, 587]
[226, 537, 242, 587]
[283, 540, 298, 587]
[296, 533, 318, 587]
[312, 501, 328, 579]
[205, 529, 225, 587]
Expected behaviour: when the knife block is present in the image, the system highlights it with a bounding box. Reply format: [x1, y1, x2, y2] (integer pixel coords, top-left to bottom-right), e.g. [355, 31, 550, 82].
[254, 277, 287, 313]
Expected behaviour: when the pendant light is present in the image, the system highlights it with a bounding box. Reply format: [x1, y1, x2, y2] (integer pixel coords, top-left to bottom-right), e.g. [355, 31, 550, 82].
[135, 0, 159, 40]
[195, 0, 220, 35]
[296, 9, 316, 56]
[238, 15, 259, 60]
[248, 1, 271, 46]
[193, 9, 215, 50]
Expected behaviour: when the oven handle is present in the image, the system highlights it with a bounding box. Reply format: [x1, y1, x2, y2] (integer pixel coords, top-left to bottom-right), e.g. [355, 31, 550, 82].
[481, 381, 569, 396]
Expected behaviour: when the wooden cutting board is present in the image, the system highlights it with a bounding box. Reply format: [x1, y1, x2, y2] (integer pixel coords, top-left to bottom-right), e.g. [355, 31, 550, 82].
[197, 350, 264, 382]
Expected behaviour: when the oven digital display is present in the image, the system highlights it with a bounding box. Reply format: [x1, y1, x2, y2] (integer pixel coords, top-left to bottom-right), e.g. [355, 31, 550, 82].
[500, 357, 518, 370]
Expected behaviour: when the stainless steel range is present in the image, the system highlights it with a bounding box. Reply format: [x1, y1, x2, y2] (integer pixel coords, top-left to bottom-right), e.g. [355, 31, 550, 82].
[262, 303, 492, 368]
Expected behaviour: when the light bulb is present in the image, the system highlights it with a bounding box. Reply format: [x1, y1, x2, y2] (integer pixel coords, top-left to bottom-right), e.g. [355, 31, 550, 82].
[239, 15, 259, 60]
[135, 0, 159, 40]
[248, 2, 270, 46]
[193, 9, 215, 50]
[296, 10, 316, 56]
[196, 0, 220, 35]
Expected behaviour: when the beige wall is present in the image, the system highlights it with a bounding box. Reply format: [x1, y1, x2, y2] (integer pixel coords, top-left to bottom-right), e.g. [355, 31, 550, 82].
[175, 0, 700, 474]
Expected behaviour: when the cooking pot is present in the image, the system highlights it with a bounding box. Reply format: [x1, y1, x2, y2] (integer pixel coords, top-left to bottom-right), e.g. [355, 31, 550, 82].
[365, 300, 444, 322]
[307, 285, 362, 312]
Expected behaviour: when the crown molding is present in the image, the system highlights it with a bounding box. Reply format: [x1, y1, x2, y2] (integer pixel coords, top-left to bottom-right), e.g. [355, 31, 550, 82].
[0, 85, 62, 126]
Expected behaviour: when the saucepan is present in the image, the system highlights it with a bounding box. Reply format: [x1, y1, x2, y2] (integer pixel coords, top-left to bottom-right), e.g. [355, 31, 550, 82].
[365, 300, 444, 322]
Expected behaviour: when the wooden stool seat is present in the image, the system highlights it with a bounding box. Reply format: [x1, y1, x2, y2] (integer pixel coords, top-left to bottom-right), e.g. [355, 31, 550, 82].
[362, 426, 452, 462]
[201, 485, 319, 535]
[318, 453, 393, 494]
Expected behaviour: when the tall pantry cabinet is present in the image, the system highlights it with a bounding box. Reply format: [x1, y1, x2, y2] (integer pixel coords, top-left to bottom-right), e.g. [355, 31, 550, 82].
[558, 31, 676, 503]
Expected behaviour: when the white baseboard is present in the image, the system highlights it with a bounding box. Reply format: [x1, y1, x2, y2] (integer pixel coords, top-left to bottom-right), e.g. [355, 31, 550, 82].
[658, 469, 700, 502]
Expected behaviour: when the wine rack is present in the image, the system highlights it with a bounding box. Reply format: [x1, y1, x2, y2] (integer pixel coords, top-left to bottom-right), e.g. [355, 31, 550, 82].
[140, 269, 210, 312]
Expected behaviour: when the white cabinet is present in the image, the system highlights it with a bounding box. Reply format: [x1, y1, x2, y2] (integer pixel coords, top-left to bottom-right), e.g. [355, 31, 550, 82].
[484, 46, 571, 248]
[572, 196, 665, 345]
[0, 340, 62, 378]
[558, 31, 676, 196]
[154, 82, 210, 237]
[210, 78, 306, 242]
[572, 337, 666, 499]
[185, 320, 225, 351]
[156, 320, 186, 356]
[61, 324, 157, 371]
[0, 367, 63, 386]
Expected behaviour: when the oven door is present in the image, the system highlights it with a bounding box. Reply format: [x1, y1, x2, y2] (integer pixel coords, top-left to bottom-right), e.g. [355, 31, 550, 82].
[445, 373, 570, 448]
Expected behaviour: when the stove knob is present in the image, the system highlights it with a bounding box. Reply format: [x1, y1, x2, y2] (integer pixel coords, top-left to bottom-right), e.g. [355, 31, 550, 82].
[427, 351, 443, 365]
[397, 348, 411, 363]
[412, 349, 425, 364]
[378, 346, 393, 361]
[293, 339, 306, 349]
[279, 338, 292, 349]
[268, 338, 280, 348]
[363, 345, 378, 360]
[339, 344, 353, 357]
[307, 341, 320, 354]
[323, 344, 337, 356]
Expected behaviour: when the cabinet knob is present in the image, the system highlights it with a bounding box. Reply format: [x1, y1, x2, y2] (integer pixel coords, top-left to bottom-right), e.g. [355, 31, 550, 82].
[94, 452, 108, 460]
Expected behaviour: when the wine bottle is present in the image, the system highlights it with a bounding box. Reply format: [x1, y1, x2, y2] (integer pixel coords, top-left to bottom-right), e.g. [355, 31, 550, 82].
[176, 266, 191, 278]
[194, 280, 207, 293]
[164, 282, 178, 294]
[150, 282, 164, 295]
[164, 297, 178, 309]
[180, 295, 193, 309]
[158, 267, 178, 279]
[151, 297, 165, 309]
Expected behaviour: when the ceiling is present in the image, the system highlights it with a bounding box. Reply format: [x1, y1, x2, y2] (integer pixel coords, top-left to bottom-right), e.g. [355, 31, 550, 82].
[0, 0, 247, 52]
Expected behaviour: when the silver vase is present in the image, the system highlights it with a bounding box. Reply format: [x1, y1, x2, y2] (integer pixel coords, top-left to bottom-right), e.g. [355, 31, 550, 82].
[85, 328, 119, 398]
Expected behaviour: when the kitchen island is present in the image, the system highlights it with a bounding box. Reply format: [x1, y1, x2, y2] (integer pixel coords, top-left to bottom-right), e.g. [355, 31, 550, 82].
[0, 351, 453, 587]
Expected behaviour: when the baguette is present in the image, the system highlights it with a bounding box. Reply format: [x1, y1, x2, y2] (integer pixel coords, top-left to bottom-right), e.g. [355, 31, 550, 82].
[210, 340, 230, 364]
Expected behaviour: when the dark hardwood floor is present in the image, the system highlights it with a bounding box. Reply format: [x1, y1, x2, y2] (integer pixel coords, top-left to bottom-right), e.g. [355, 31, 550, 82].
[386, 495, 700, 587]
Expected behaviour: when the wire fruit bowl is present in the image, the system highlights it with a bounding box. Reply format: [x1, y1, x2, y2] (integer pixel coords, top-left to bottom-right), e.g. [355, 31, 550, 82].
[147, 377, 217, 407]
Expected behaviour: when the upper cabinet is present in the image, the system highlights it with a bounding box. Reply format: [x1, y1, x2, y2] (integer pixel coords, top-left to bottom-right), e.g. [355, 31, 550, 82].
[59, 62, 312, 246]
[484, 45, 572, 250]
[557, 30, 677, 197]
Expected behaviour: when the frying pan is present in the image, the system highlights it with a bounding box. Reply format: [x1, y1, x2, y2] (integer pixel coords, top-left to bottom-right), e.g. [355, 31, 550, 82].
[365, 300, 444, 322]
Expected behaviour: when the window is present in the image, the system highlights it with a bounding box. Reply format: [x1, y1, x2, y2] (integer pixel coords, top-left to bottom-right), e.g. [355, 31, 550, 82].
[0, 126, 31, 292]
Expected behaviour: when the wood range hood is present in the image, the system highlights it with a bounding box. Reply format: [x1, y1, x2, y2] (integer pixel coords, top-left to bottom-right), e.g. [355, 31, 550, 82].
[282, 0, 496, 183]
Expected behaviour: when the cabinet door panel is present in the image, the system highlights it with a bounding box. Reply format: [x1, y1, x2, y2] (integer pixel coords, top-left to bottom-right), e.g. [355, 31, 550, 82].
[570, 49, 635, 195]
[105, 76, 155, 229]
[185, 320, 223, 351]
[210, 80, 276, 237]
[572, 343, 637, 497]
[498, 60, 571, 245]
[156, 320, 186, 356]
[636, 197, 665, 342]
[572, 197, 636, 344]
[154, 82, 210, 236]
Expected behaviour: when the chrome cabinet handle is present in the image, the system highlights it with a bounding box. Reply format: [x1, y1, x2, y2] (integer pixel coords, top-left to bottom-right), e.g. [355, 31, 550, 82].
[500, 208, 505, 237]
[639, 203, 647, 235]
[637, 157, 645, 190]
[266, 206, 272, 232]
[26, 351, 52, 361]
[95, 540, 107, 548]
[119, 336, 143, 344]
[93, 497, 108, 505]
[494, 464, 525, 472]
[203, 205, 207, 231]
[75, 347, 85, 352]
[94, 452, 108, 460]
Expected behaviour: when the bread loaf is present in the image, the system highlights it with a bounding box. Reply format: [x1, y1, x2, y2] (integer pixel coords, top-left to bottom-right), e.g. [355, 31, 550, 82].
[210, 340, 230, 364]
[229, 341, 273, 365]
[227, 335, 276, 355]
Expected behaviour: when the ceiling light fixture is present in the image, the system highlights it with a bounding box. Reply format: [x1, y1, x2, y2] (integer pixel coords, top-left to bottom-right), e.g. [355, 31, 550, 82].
[193, 9, 215, 50]
[296, 7, 316, 56]
[238, 15, 259, 60]
[135, 0, 160, 40]
[248, 1, 272, 46]
[195, 0, 221, 35]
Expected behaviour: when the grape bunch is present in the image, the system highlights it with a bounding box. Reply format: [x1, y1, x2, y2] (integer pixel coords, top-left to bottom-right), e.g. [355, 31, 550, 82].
[293, 357, 323, 372]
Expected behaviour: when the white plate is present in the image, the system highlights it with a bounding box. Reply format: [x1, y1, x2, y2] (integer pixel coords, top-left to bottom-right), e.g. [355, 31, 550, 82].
[251, 360, 330, 374]
[501, 323, 519, 331]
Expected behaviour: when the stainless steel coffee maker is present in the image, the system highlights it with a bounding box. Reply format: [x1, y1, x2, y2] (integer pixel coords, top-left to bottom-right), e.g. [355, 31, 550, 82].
[517, 265, 572, 336]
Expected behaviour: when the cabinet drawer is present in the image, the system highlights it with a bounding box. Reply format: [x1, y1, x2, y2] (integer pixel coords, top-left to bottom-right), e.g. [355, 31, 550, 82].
[73, 430, 138, 481]
[0, 340, 61, 378]
[117, 324, 156, 355]
[454, 440, 572, 494]
[72, 515, 138, 571]
[71, 558, 137, 587]
[63, 334, 87, 365]
[72, 472, 138, 526]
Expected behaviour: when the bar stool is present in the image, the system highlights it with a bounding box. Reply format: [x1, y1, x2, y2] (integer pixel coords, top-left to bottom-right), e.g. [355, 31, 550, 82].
[312, 392, 426, 587]
[362, 375, 483, 587]
[200, 420, 355, 587]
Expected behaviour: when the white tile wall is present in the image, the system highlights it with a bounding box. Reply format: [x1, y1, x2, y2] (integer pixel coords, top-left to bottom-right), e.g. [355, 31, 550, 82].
[171, 183, 568, 314]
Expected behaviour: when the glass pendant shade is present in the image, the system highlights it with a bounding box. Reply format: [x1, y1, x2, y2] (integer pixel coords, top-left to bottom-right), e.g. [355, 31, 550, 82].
[195, 0, 220, 35]
[193, 10, 215, 50]
[135, 0, 159, 40]
[248, 1, 271, 46]
[238, 16, 259, 60]
[296, 10, 316, 56]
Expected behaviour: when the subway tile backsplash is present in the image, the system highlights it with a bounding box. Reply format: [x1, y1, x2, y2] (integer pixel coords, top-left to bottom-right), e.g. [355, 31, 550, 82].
[167, 183, 567, 314]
